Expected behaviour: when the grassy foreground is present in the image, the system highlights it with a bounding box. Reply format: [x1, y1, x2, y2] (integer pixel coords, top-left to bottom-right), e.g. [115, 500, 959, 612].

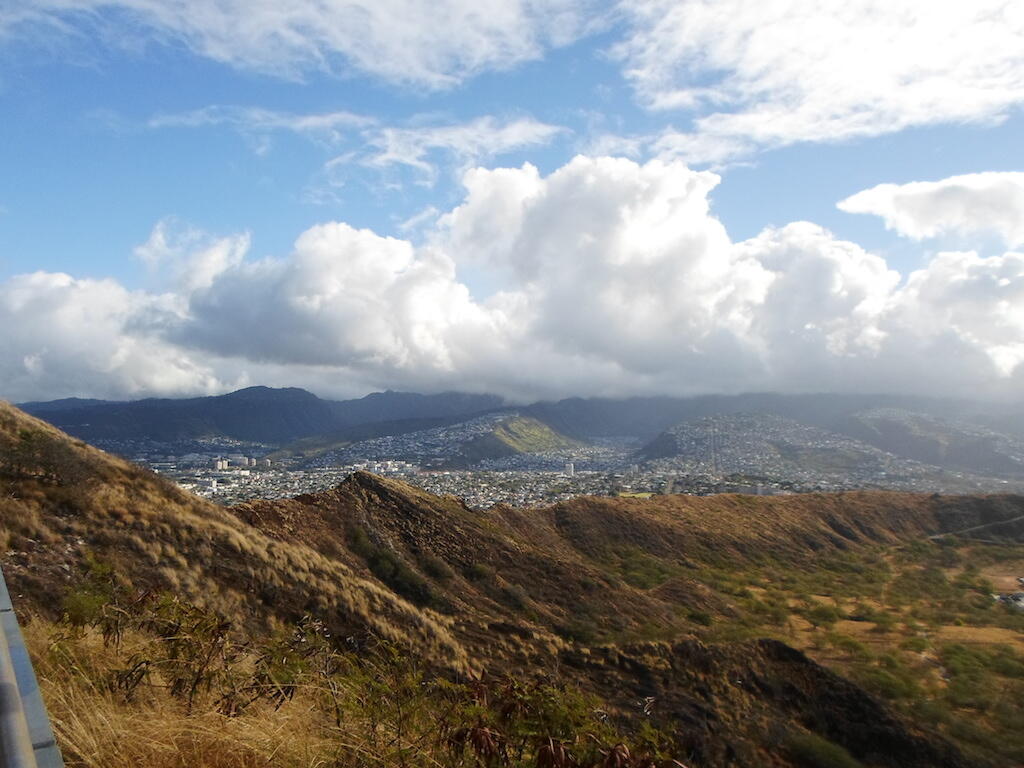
[28, 583, 678, 768]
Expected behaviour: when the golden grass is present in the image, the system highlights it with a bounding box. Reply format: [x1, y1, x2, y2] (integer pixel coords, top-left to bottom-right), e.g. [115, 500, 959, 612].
[977, 559, 1024, 592]
[932, 625, 1024, 647]
[26, 622, 340, 768]
[0, 402, 467, 671]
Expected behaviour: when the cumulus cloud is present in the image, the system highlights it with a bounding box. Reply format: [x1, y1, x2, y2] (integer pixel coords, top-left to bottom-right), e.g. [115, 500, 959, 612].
[134, 217, 250, 292]
[0, 272, 227, 400]
[2, 156, 1024, 402]
[6, 0, 593, 87]
[614, 0, 1024, 162]
[838, 172, 1024, 247]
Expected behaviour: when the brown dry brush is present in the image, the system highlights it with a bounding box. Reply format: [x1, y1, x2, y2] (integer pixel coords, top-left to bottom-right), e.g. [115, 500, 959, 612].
[42, 581, 687, 768]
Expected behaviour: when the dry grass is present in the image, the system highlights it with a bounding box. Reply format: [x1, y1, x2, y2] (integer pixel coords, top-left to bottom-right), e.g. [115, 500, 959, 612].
[0, 401, 466, 670]
[23, 610, 670, 768]
[25, 622, 339, 768]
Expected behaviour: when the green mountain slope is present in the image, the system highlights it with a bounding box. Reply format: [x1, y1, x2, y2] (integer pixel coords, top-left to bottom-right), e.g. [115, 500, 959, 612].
[456, 415, 583, 463]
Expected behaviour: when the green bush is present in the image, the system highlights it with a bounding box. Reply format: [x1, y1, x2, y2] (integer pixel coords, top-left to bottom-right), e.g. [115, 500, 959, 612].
[803, 604, 842, 630]
[417, 551, 454, 582]
[555, 617, 600, 644]
[825, 633, 871, 660]
[464, 562, 495, 582]
[786, 732, 863, 768]
[499, 583, 529, 611]
[63, 588, 110, 627]
[855, 666, 918, 701]
[347, 526, 439, 608]
[899, 636, 928, 653]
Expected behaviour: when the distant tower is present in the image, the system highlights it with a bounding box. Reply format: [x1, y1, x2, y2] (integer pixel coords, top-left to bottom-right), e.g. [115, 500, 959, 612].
[565, 462, 575, 477]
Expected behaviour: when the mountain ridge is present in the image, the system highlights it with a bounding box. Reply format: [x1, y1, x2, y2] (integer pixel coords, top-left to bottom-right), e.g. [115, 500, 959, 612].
[3, 399, 1024, 765]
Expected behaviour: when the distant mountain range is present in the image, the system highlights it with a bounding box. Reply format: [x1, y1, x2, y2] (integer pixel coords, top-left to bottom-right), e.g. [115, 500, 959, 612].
[18, 387, 504, 444]
[15, 386, 1024, 480]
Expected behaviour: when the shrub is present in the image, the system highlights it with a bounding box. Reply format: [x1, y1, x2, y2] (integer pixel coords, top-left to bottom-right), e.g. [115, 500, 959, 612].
[826, 633, 870, 660]
[803, 604, 841, 630]
[688, 610, 713, 626]
[417, 551, 454, 582]
[899, 636, 928, 653]
[464, 562, 495, 582]
[786, 732, 864, 768]
[499, 583, 529, 611]
[555, 618, 599, 644]
[63, 588, 110, 628]
[855, 667, 918, 701]
[347, 526, 439, 608]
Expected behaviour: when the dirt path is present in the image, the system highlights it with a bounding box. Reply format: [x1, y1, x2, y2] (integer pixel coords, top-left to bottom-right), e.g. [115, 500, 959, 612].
[929, 513, 1024, 541]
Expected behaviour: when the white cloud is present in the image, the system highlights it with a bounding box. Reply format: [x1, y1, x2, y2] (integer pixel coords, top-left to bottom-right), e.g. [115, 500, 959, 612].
[8, 0, 593, 88]
[838, 172, 1024, 247]
[150, 107, 566, 187]
[149, 106, 374, 147]
[0, 271, 228, 400]
[614, 0, 1024, 162]
[888, 251, 1024, 378]
[3, 156, 1024, 402]
[177, 222, 494, 375]
[134, 217, 250, 292]
[353, 116, 568, 184]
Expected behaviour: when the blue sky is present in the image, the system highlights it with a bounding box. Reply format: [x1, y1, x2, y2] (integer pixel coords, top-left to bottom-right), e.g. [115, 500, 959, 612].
[2, 2, 1024, 402]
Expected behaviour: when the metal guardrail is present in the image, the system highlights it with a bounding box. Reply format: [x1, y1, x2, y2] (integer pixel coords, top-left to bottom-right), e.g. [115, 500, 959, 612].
[0, 571, 63, 768]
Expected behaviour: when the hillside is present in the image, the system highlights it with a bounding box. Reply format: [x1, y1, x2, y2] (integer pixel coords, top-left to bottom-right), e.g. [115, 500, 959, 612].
[454, 415, 583, 465]
[839, 409, 1024, 479]
[19, 387, 503, 445]
[268, 415, 470, 462]
[2, 400, 1024, 766]
[22, 389, 1024, 481]
[637, 413, 1024, 493]
[328, 390, 504, 426]
[0, 398, 466, 661]
[295, 412, 583, 469]
[17, 386, 340, 443]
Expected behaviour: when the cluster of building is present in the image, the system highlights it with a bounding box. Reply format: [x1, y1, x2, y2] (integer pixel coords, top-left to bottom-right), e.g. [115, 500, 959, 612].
[112, 410, 1024, 508]
[994, 579, 1024, 611]
[211, 455, 272, 470]
[645, 414, 1022, 494]
[307, 413, 510, 468]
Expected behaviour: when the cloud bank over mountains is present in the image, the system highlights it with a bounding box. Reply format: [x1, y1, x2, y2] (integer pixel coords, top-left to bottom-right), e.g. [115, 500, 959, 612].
[2, 158, 1023, 402]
